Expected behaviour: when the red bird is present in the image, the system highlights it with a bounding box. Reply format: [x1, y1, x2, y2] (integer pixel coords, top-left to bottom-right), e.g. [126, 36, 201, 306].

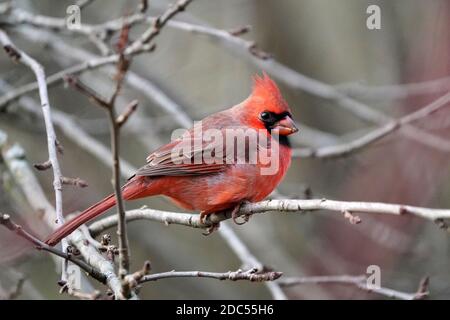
[45, 73, 298, 246]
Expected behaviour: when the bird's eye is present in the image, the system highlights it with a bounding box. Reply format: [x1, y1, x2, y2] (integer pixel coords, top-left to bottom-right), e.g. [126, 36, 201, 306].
[260, 111, 271, 121]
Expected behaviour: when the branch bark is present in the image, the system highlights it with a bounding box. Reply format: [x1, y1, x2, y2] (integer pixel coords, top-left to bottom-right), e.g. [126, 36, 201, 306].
[0, 28, 70, 281]
[88, 199, 450, 236]
[140, 268, 282, 283]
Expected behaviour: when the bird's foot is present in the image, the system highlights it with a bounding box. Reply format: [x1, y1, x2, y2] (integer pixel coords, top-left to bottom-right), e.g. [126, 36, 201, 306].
[199, 211, 208, 225]
[231, 202, 251, 225]
[200, 211, 220, 236]
[202, 222, 220, 236]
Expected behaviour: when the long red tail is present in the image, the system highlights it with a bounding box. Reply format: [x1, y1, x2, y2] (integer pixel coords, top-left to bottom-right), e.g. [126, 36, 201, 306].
[45, 177, 151, 246]
[45, 194, 117, 246]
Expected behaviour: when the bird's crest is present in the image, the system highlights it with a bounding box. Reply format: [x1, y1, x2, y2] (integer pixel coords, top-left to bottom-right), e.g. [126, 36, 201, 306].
[250, 72, 289, 113]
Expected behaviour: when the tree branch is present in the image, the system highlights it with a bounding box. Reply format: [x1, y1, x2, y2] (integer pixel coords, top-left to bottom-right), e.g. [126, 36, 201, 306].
[278, 275, 429, 300]
[5, 5, 450, 102]
[125, 0, 194, 55]
[336, 77, 450, 101]
[0, 27, 71, 282]
[0, 131, 129, 299]
[2, 15, 448, 153]
[140, 268, 282, 283]
[88, 198, 450, 236]
[0, 214, 106, 283]
[158, 20, 450, 153]
[66, 70, 134, 297]
[0, 29, 64, 225]
[292, 91, 450, 158]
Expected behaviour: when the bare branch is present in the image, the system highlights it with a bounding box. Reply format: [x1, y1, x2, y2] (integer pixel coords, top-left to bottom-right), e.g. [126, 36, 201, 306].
[67, 73, 133, 296]
[158, 20, 450, 152]
[0, 28, 70, 282]
[107, 99, 130, 293]
[65, 19, 137, 296]
[0, 214, 107, 283]
[227, 25, 251, 36]
[292, 91, 450, 158]
[337, 77, 450, 101]
[10, 34, 286, 299]
[38, 28, 337, 149]
[0, 29, 64, 225]
[140, 268, 282, 283]
[2, 16, 448, 152]
[0, 133, 129, 299]
[218, 223, 288, 300]
[123, 261, 151, 291]
[125, 0, 194, 54]
[88, 198, 450, 236]
[278, 274, 428, 300]
[116, 100, 139, 128]
[64, 75, 110, 108]
[0, 79, 137, 177]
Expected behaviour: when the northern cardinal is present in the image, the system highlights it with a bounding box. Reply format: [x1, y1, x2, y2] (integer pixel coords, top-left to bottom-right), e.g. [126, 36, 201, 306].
[45, 73, 298, 246]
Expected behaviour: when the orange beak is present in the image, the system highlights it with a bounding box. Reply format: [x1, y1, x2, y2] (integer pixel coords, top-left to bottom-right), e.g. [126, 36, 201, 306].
[273, 116, 299, 136]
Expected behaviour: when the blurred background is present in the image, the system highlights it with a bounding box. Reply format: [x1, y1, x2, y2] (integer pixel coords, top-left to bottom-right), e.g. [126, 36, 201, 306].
[0, 0, 450, 299]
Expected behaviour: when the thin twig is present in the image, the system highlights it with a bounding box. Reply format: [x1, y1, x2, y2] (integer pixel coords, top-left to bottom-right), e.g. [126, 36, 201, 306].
[5, 7, 450, 103]
[278, 274, 428, 300]
[123, 261, 151, 291]
[336, 77, 450, 100]
[0, 133, 127, 299]
[116, 99, 139, 128]
[125, 0, 194, 55]
[218, 223, 288, 300]
[0, 79, 137, 177]
[0, 28, 69, 282]
[140, 268, 282, 283]
[292, 91, 450, 158]
[67, 72, 133, 297]
[65, 23, 137, 296]
[0, 30, 63, 223]
[107, 102, 130, 287]
[0, 214, 106, 283]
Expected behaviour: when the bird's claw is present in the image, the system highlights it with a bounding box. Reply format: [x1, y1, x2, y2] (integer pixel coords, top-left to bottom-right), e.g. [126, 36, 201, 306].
[231, 203, 251, 225]
[202, 222, 220, 236]
[199, 211, 208, 225]
[199, 211, 220, 235]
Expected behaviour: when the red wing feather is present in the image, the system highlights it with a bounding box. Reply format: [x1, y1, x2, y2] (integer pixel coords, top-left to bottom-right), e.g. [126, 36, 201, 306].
[135, 135, 228, 177]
